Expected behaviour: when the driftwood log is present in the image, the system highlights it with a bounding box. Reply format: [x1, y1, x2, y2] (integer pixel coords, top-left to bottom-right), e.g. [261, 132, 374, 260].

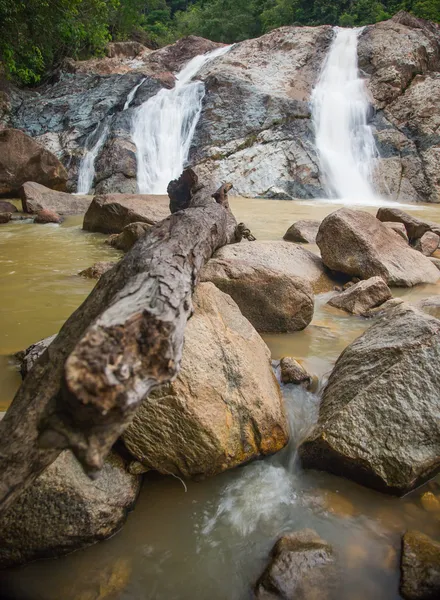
[0, 170, 242, 513]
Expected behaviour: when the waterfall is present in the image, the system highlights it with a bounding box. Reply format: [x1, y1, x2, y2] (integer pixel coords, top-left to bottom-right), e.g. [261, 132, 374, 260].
[124, 78, 147, 111]
[76, 121, 110, 194]
[132, 45, 231, 194]
[312, 27, 379, 203]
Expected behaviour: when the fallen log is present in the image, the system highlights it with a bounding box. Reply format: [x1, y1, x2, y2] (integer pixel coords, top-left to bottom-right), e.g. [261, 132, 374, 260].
[0, 172, 239, 513]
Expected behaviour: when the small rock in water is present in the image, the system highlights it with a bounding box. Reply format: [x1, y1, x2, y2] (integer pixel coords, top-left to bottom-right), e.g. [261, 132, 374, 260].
[108, 221, 152, 252]
[34, 209, 63, 224]
[327, 276, 392, 315]
[79, 261, 116, 280]
[420, 491, 440, 514]
[0, 212, 11, 224]
[255, 529, 339, 600]
[280, 357, 311, 386]
[400, 531, 440, 600]
[0, 200, 18, 214]
[414, 231, 440, 256]
[283, 219, 321, 244]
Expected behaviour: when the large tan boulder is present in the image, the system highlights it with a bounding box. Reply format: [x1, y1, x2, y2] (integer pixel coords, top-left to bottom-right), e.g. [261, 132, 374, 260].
[299, 304, 440, 495]
[0, 129, 67, 195]
[400, 531, 440, 600]
[122, 283, 289, 478]
[20, 181, 91, 215]
[83, 194, 169, 234]
[0, 450, 140, 568]
[317, 209, 439, 287]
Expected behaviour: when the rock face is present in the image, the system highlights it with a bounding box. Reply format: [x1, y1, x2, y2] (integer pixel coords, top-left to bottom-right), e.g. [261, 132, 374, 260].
[0, 450, 140, 568]
[283, 219, 321, 244]
[400, 531, 440, 600]
[327, 276, 392, 315]
[299, 304, 440, 495]
[20, 182, 91, 215]
[108, 221, 152, 252]
[414, 232, 439, 256]
[317, 208, 439, 286]
[122, 283, 289, 478]
[0, 129, 68, 196]
[255, 529, 338, 600]
[83, 194, 169, 234]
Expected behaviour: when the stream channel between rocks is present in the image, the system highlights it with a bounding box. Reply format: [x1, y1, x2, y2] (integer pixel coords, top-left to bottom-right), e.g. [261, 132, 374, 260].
[0, 197, 439, 600]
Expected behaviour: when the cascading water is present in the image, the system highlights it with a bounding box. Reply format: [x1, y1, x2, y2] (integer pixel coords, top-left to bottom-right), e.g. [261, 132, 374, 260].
[76, 121, 110, 194]
[312, 28, 379, 204]
[124, 77, 147, 111]
[132, 45, 231, 194]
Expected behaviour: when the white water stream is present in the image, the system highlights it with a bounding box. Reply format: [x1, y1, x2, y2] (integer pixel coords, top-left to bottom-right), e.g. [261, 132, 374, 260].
[132, 45, 231, 194]
[124, 77, 147, 110]
[312, 28, 380, 204]
[76, 121, 110, 194]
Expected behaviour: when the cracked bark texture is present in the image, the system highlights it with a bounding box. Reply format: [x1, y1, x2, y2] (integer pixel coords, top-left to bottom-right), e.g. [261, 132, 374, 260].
[0, 191, 237, 514]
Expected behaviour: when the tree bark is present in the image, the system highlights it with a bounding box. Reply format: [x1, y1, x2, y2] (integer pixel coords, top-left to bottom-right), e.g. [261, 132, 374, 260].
[0, 188, 238, 513]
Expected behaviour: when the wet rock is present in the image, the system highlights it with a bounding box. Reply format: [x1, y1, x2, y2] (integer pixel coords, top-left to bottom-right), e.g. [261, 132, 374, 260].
[414, 296, 440, 320]
[362, 297, 405, 318]
[254, 529, 338, 600]
[414, 232, 439, 256]
[122, 283, 289, 479]
[283, 219, 321, 244]
[0, 450, 141, 568]
[280, 357, 311, 386]
[0, 213, 11, 224]
[20, 181, 91, 215]
[83, 194, 169, 234]
[383, 221, 409, 242]
[0, 200, 18, 213]
[376, 208, 440, 241]
[400, 531, 440, 600]
[299, 304, 440, 495]
[34, 209, 63, 224]
[15, 334, 57, 378]
[108, 222, 152, 252]
[202, 240, 334, 294]
[317, 208, 439, 286]
[79, 261, 116, 280]
[327, 276, 392, 315]
[0, 129, 68, 196]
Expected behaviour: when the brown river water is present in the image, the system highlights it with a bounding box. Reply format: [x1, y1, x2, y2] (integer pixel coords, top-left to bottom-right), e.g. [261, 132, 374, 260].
[1, 197, 440, 600]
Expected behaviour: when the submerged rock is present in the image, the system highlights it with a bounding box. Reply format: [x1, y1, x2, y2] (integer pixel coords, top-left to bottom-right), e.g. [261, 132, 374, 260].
[122, 283, 289, 478]
[299, 304, 440, 495]
[0, 129, 68, 196]
[327, 276, 392, 315]
[79, 261, 116, 280]
[414, 232, 439, 256]
[400, 531, 440, 600]
[317, 208, 439, 286]
[0, 450, 140, 568]
[107, 221, 152, 252]
[255, 529, 339, 600]
[283, 220, 321, 244]
[20, 182, 91, 215]
[83, 194, 169, 234]
[279, 357, 312, 386]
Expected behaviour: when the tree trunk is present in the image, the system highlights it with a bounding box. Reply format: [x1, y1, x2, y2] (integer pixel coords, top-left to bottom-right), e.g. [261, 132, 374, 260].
[0, 181, 238, 513]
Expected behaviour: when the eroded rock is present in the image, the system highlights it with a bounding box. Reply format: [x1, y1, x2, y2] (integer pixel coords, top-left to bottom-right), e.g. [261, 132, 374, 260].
[327, 276, 392, 315]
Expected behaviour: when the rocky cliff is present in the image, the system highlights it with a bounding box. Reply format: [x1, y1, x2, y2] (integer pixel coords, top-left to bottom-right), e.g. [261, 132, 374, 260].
[1, 13, 439, 202]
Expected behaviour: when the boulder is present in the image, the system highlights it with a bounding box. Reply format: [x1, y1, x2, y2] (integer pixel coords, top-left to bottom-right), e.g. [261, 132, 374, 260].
[316, 209, 439, 287]
[283, 220, 321, 244]
[400, 531, 440, 600]
[383, 221, 409, 242]
[0, 213, 11, 224]
[122, 283, 289, 478]
[106, 41, 146, 59]
[327, 276, 392, 315]
[376, 207, 440, 241]
[15, 334, 57, 378]
[279, 357, 311, 386]
[79, 261, 116, 280]
[108, 222, 152, 252]
[34, 209, 63, 224]
[0, 200, 18, 213]
[299, 304, 440, 495]
[0, 129, 67, 195]
[20, 181, 91, 215]
[0, 450, 140, 568]
[255, 529, 339, 600]
[414, 232, 439, 256]
[83, 194, 169, 234]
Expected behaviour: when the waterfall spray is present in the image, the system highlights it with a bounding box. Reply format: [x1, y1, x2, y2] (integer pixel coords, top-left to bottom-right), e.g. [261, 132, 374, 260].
[132, 45, 231, 194]
[312, 28, 379, 204]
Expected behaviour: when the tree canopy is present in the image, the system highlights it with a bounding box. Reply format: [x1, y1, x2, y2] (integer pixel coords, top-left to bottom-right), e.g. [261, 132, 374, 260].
[1, 0, 439, 85]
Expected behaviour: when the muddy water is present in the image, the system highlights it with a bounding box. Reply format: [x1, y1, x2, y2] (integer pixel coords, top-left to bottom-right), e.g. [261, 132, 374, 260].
[1, 198, 440, 600]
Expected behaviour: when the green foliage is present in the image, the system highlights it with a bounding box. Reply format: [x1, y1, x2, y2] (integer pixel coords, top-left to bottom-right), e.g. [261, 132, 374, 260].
[1, 0, 440, 86]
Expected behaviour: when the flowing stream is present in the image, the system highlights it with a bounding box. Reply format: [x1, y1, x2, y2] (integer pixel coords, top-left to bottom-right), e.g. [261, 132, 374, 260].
[312, 27, 379, 203]
[76, 120, 111, 194]
[132, 46, 231, 194]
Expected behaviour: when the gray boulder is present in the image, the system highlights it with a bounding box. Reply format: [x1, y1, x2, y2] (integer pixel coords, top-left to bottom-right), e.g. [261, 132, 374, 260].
[299, 304, 440, 495]
[327, 276, 392, 315]
[317, 208, 439, 286]
[400, 531, 440, 600]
